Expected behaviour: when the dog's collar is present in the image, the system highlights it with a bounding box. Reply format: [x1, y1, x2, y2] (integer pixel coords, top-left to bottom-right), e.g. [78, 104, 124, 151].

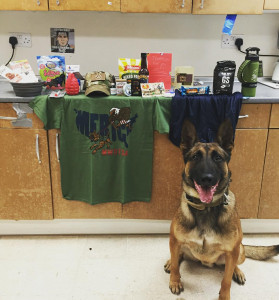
[185, 192, 230, 211]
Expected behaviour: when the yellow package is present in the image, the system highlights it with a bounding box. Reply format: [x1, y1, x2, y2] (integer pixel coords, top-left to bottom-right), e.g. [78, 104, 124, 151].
[118, 58, 140, 82]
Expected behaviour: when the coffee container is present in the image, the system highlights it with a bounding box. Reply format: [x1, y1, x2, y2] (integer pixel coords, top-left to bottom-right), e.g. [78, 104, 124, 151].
[213, 61, 236, 95]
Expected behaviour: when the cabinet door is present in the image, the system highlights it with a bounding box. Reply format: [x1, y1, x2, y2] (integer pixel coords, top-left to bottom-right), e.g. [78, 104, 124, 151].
[48, 130, 122, 218]
[0, 129, 53, 219]
[229, 129, 268, 219]
[49, 0, 120, 11]
[0, 0, 48, 11]
[121, 0, 192, 13]
[237, 104, 271, 129]
[269, 104, 279, 128]
[122, 132, 184, 220]
[264, 0, 279, 9]
[258, 130, 279, 218]
[192, 0, 264, 14]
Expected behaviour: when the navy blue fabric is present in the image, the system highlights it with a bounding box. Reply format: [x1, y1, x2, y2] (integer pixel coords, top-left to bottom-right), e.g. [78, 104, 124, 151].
[169, 91, 243, 146]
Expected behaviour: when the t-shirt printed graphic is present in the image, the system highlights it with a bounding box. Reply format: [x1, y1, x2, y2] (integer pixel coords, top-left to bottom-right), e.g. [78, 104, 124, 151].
[74, 107, 138, 155]
[29, 95, 170, 205]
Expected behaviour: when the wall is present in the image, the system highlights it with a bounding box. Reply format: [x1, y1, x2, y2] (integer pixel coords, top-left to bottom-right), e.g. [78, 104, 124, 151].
[0, 11, 279, 77]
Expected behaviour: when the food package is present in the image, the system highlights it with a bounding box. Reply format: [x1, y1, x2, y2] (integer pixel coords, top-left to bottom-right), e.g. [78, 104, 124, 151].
[9, 59, 38, 82]
[140, 82, 165, 98]
[0, 65, 23, 83]
[36, 55, 66, 88]
[174, 66, 194, 89]
[118, 58, 140, 82]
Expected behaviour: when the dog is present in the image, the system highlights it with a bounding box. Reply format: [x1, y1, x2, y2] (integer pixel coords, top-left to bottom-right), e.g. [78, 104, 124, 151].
[164, 119, 279, 300]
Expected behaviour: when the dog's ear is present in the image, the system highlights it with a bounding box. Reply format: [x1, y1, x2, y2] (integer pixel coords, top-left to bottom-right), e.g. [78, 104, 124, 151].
[215, 119, 234, 155]
[180, 119, 198, 156]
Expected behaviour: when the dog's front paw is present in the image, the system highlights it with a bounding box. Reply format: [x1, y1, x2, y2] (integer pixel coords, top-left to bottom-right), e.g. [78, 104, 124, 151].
[233, 267, 246, 285]
[169, 280, 184, 295]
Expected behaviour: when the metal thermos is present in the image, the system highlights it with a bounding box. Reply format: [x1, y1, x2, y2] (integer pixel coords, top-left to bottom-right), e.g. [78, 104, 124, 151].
[237, 47, 260, 97]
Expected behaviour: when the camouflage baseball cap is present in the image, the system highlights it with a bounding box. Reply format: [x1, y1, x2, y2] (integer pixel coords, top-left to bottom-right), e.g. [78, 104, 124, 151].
[84, 71, 114, 96]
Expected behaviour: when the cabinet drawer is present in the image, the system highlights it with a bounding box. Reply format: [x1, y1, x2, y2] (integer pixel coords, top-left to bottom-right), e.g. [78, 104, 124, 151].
[0, 103, 44, 129]
[264, 0, 279, 9]
[236, 104, 271, 129]
[269, 104, 279, 128]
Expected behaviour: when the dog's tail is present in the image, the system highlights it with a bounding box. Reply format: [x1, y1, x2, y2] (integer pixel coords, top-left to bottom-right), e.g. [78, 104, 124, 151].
[244, 244, 279, 260]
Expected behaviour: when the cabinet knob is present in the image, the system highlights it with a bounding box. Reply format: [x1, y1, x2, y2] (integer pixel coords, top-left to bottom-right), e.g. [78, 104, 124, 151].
[56, 0, 60, 5]
[37, 0, 40, 5]
[200, 0, 204, 9]
[181, 0, 185, 8]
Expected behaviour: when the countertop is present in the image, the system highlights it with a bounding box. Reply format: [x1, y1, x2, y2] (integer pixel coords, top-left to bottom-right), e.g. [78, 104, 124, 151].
[1, 77, 279, 103]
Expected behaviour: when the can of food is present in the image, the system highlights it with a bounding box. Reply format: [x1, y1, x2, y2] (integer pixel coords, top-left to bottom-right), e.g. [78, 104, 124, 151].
[131, 78, 141, 96]
[116, 79, 126, 96]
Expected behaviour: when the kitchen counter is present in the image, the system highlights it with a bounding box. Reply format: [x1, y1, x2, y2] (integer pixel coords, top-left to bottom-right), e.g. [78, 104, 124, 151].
[1, 77, 279, 103]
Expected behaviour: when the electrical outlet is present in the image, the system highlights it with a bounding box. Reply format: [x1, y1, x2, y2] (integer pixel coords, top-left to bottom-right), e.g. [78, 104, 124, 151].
[221, 34, 244, 49]
[9, 32, 32, 47]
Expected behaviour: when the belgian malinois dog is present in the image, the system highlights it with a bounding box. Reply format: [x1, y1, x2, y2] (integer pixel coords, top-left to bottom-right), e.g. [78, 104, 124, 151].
[164, 119, 279, 300]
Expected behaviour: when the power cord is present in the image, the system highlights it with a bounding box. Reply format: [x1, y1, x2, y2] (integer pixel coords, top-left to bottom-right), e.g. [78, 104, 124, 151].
[5, 36, 18, 66]
[235, 38, 279, 57]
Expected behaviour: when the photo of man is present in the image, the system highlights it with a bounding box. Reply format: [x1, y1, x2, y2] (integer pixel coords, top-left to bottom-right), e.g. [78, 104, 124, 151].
[51, 28, 75, 53]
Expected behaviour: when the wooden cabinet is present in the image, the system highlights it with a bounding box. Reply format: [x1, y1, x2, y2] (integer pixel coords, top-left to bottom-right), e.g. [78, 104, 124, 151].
[230, 129, 268, 218]
[122, 132, 184, 220]
[49, 0, 120, 11]
[48, 129, 122, 219]
[192, 0, 264, 14]
[0, 0, 48, 11]
[264, 0, 279, 9]
[259, 104, 279, 218]
[258, 129, 279, 218]
[269, 104, 279, 128]
[0, 104, 53, 219]
[121, 0, 191, 13]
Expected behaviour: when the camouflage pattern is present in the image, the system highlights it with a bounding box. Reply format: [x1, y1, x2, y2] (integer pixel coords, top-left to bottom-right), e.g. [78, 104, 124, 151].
[84, 71, 114, 96]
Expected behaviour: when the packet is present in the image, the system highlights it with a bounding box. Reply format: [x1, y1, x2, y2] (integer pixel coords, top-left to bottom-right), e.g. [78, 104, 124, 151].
[213, 61, 236, 95]
[0, 65, 23, 82]
[9, 59, 38, 82]
[118, 58, 140, 82]
[36, 55, 66, 88]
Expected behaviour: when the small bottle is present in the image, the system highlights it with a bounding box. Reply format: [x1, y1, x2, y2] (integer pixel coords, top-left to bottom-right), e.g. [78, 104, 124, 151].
[110, 75, 117, 95]
[139, 53, 149, 83]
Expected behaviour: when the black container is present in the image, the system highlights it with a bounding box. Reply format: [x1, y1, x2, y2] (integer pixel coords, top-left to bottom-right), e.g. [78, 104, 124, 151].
[213, 61, 236, 95]
[11, 81, 43, 97]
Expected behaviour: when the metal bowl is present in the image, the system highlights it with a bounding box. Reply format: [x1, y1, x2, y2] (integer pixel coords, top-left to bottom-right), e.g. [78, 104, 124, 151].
[11, 81, 43, 97]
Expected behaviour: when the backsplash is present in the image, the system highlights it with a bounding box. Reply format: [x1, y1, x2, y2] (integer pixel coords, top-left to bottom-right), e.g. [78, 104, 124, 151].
[0, 11, 278, 77]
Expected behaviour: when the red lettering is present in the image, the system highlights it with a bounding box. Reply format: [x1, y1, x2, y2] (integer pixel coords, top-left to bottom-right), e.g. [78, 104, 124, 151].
[43, 70, 61, 77]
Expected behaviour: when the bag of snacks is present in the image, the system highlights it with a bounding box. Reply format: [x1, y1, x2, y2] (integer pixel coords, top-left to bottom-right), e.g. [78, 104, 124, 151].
[118, 58, 140, 82]
[36, 55, 66, 89]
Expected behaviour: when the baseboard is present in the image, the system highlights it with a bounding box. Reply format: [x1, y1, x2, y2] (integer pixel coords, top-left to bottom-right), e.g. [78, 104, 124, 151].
[0, 219, 278, 235]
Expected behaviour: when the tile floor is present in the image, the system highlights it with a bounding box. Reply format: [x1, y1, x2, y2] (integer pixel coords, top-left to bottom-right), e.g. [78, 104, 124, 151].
[0, 234, 278, 300]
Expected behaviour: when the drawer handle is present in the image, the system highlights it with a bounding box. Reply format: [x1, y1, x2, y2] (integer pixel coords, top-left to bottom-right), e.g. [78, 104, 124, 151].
[239, 115, 249, 119]
[200, 0, 204, 9]
[36, 134, 42, 164]
[181, 0, 185, 8]
[37, 1, 40, 6]
[0, 116, 17, 120]
[56, 133, 60, 162]
[56, 0, 60, 5]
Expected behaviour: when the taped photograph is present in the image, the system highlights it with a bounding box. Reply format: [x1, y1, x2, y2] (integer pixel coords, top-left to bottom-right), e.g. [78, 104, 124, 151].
[51, 28, 75, 53]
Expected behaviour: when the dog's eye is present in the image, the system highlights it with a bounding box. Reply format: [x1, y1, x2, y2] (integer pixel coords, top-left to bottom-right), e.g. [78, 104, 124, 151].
[191, 153, 201, 161]
[213, 154, 223, 162]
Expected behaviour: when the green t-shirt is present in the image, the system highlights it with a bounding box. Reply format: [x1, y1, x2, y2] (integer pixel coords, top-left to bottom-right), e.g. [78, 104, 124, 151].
[30, 95, 171, 205]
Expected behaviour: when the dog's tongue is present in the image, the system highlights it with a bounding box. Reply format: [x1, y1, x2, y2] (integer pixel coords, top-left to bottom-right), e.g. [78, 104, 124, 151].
[194, 181, 218, 204]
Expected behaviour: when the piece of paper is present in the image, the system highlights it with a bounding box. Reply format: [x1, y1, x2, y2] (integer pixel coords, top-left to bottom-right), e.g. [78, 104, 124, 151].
[147, 53, 172, 89]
